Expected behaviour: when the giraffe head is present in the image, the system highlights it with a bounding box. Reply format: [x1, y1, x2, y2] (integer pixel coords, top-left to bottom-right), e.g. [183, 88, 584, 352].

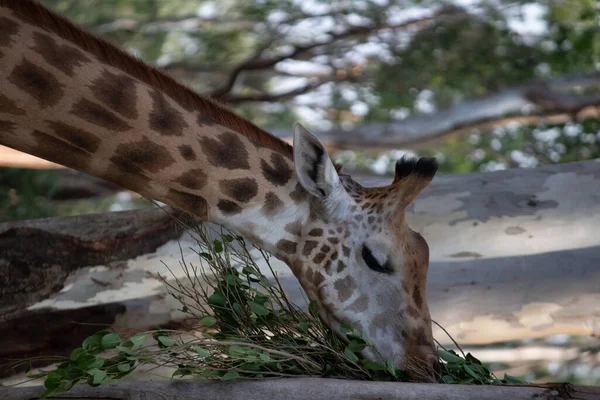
[291, 124, 439, 381]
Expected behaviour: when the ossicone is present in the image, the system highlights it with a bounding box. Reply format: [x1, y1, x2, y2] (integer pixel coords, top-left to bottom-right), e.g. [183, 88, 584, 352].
[394, 156, 438, 183]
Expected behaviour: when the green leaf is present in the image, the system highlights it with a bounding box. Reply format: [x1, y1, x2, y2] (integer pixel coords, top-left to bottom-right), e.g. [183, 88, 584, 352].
[157, 336, 177, 348]
[439, 349, 463, 364]
[199, 252, 213, 261]
[253, 292, 270, 306]
[192, 346, 210, 358]
[442, 374, 455, 383]
[221, 370, 240, 381]
[347, 340, 366, 352]
[465, 352, 482, 365]
[259, 352, 270, 362]
[69, 347, 85, 361]
[222, 234, 234, 243]
[361, 359, 387, 370]
[232, 302, 244, 315]
[248, 301, 270, 316]
[116, 345, 137, 356]
[117, 363, 131, 372]
[386, 358, 397, 377]
[87, 369, 108, 385]
[208, 291, 226, 307]
[101, 333, 121, 350]
[81, 334, 101, 350]
[308, 301, 319, 318]
[87, 358, 105, 370]
[200, 316, 217, 327]
[297, 321, 309, 333]
[213, 240, 223, 253]
[129, 332, 147, 348]
[228, 345, 249, 357]
[463, 364, 480, 380]
[504, 373, 525, 383]
[344, 347, 359, 363]
[172, 367, 193, 377]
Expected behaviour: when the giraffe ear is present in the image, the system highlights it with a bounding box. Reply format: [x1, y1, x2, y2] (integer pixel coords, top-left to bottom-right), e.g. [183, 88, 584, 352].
[293, 123, 342, 199]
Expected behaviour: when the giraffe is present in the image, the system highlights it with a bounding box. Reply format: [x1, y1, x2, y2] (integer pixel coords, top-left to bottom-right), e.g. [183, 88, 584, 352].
[0, 0, 439, 382]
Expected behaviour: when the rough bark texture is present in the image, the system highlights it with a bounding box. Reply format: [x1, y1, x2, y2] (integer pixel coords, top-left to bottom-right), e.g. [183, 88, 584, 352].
[0, 207, 182, 322]
[1, 379, 598, 400]
[0, 303, 126, 378]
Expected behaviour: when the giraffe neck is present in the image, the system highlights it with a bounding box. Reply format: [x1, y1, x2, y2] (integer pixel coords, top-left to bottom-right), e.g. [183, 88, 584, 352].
[0, 0, 309, 259]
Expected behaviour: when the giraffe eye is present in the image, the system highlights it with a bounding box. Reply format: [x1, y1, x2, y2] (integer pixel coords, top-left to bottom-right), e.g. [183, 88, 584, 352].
[361, 245, 394, 274]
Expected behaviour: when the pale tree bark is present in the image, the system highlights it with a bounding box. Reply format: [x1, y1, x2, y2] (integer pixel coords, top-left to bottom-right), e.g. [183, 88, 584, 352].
[1, 160, 598, 371]
[1, 379, 598, 400]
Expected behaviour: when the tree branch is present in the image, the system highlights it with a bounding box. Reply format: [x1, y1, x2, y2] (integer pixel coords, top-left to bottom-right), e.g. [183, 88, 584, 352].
[208, 13, 455, 100]
[266, 71, 600, 150]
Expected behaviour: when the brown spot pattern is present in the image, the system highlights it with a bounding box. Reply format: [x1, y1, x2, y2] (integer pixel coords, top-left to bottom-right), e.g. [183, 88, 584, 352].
[165, 189, 208, 219]
[312, 252, 327, 264]
[0, 120, 16, 135]
[0, 93, 25, 115]
[313, 271, 325, 287]
[261, 192, 284, 215]
[8, 58, 64, 109]
[337, 260, 346, 273]
[342, 246, 351, 257]
[47, 121, 101, 154]
[284, 220, 303, 236]
[260, 152, 293, 186]
[334, 276, 356, 302]
[219, 177, 258, 203]
[149, 90, 188, 136]
[178, 144, 196, 160]
[277, 239, 297, 255]
[302, 240, 318, 256]
[110, 136, 175, 174]
[327, 237, 339, 244]
[31, 129, 91, 170]
[407, 306, 420, 319]
[308, 228, 323, 237]
[71, 98, 132, 131]
[289, 183, 308, 203]
[0, 17, 19, 48]
[32, 32, 91, 76]
[217, 199, 242, 215]
[174, 169, 207, 190]
[348, 294, 368, 312]
[200, 131, 250, 170]
[90, 69, 138, 119]
[412, 284, 423, 309]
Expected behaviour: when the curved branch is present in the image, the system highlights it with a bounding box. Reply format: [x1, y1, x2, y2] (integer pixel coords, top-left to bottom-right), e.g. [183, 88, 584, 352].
[267, 71, 600, 150]
[208, 13, 456, 100]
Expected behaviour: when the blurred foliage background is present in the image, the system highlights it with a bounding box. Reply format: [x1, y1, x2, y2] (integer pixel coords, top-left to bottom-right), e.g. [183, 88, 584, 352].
[0, 0, 599, 385]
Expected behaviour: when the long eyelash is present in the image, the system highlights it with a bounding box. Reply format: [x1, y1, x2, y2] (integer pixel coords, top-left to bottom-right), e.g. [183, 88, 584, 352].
[361, 245, 394, 274]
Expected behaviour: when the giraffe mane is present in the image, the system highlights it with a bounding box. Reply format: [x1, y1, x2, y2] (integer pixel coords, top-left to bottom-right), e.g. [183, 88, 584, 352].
[3, 0, 293, 159]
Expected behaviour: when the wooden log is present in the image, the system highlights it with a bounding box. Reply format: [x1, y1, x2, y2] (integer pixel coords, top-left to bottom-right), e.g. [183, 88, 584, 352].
[0, 379, 598, 400]
[0, 207, 182, 322]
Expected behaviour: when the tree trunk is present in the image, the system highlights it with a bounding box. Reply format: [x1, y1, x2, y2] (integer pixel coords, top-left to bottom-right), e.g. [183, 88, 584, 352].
[0, 207, 182, 322]
[0, 379, 598, 400]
